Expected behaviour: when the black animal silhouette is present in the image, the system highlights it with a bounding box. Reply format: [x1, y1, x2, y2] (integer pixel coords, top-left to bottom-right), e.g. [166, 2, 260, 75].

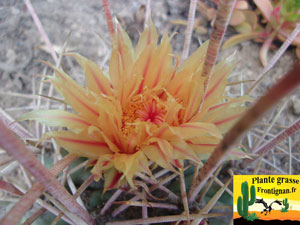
[255, 198, 282, 215]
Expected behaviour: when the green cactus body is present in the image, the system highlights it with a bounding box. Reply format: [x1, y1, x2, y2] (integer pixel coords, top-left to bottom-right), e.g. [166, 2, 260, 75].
[237, 181, 256, 218]
[281, 198, 289, 212]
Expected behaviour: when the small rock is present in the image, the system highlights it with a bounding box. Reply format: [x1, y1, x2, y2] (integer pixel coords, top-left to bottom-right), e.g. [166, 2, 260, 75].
[11, 7, 20, 15]
[291, 98, 300, 116]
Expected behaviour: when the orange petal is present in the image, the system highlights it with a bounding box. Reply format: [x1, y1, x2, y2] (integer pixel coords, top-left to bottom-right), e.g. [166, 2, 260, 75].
[103, 167, 124, 190]
[213, 109, 244, 129]
[91, 154, 114, 181]
[134, 45, 154, 94]
[67, 53, 113, 96]
[113, 151, 149, 187]
[167, 41, 208, 104]
[191, 96, 251, 122]
[205, 105, 247, 133]
[141, 138, 175, 171]
[187, 136, 220, 159]
[96, 104, 126, 153]
[182, 73, 206, 122]
[163, 91, 183, 126]
[143, 32, 173, 90]
[171, 141, 200, 164]
[202, 60, 234, 109]
[136, 17, 158, 57]
[124, 133, 139, 155]
[109, 23, 134, 91]
[43, 63, 100, 122]
[49, 77, 100, 121]
[87, 125, 120, 153]
[153, 123, 180, 142]
[174, 122, 222, 140]
[44, 131, 111, 158]
[177, 43, 211, 122]
[19, 110, 91, 133]
[228, 148, 249, 160]
[120, 73, 143, 106]
[191, 60, 234, 122]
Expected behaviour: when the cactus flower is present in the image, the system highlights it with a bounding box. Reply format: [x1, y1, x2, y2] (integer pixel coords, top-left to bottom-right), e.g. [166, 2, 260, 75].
[21, 20, 248, 189]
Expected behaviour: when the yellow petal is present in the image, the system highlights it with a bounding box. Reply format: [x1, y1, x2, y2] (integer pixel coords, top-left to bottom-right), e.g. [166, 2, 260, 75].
[67, 52, 113, 96]
[133, 120, 152, 144]
[43, 63, 100, 122]
[185, 60, 233, 122]
[210, 106, 246, 133]
[201, 96, 249, 133]
[134, 45, 156, 94]
[19, 110, 91, 133]
[119, 73, 142, 106]
[166, 41, 208, 104]
[228, 148, 250, 160]
[136, 17, 158, 57]
[163, 91, 183, 126]
[187, 136, 220, 159]
[44, 130, 111, 158]
[141, 138, 175, 172]
[191, 96, 251, 122]
[49, 77, 99, 122]
[182, 73, 206, 122]
[179, 41, 208, 76]
[153, 123, 176, 140]
[91, 154, 114, 181]
[109, 23, 134, 90]
[174, 122, 222, 140]
[103, 167, 125, 190]
[171, 141, 200, 164]
[87, 125, 119, 153]
[143, 32, 173, 90]
[201, 60, 234, 113]
[113, 151, 148, 187]
[96, 102, 125, 153]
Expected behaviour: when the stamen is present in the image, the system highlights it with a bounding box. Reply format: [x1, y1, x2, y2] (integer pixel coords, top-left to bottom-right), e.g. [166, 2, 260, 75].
[121, 99, 166, 136]
[137, 100, 166, 125]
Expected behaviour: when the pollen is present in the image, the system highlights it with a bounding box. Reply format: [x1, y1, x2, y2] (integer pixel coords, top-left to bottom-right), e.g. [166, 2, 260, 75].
[121, 99, 166, 135]
[121, 101, 144, 135]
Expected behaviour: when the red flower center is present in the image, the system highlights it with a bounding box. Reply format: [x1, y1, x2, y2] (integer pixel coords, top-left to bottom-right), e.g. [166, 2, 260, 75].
[137, 99, 165, 125]
[121, 99, 166, 135]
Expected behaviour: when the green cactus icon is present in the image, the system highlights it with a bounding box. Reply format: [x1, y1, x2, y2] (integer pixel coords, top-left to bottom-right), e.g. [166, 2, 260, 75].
[237, 181, 256, 219]
[281, 198, 289, 213]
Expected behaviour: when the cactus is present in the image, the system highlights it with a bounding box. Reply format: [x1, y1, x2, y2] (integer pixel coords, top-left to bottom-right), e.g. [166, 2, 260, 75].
[281, 198, 289, 213]
[237, 181, 256, 219]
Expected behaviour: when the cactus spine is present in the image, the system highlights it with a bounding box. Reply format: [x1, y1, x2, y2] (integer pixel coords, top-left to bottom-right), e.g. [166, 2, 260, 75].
[237, 181, 256, 219]
[281, 198, 289, 212]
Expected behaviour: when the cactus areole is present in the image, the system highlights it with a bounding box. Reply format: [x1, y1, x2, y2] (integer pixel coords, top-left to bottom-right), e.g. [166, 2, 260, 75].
[237, 181, 256, 218]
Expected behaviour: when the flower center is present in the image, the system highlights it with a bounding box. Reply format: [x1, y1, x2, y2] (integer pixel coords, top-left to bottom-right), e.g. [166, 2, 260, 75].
[136, 99, 165, 125]
[121, 99, 166, 135]
[121, 101, 144, 135]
